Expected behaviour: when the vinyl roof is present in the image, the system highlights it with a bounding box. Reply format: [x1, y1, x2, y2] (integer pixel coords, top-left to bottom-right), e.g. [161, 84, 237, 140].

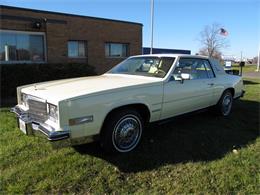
[132, 54, 209, 59]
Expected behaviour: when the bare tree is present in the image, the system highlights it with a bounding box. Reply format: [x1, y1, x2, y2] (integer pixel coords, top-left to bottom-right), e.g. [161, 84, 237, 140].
[198, 23, 229, 59]
[252, 56, 258, 64]
[199, 48, 222, 60]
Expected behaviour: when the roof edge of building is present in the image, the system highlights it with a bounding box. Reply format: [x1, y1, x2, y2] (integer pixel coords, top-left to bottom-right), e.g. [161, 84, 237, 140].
[0, 5, 143, 26]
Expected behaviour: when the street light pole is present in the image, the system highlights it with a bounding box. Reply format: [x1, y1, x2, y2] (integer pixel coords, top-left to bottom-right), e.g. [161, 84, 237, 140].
[150, 0, 154, 54]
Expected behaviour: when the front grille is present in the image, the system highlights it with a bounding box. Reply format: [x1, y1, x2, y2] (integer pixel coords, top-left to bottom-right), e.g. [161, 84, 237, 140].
[28, 98, 48, 123]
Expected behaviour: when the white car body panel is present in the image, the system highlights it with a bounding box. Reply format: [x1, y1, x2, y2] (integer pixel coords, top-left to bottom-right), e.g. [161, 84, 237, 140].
[162, 78, 213, 119]
[14, 54, 244, 142]
[21, 74, 162, 105]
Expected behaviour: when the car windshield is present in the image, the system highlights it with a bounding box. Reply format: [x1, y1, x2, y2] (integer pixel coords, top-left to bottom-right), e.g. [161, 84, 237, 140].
[107, 56, 175, 78]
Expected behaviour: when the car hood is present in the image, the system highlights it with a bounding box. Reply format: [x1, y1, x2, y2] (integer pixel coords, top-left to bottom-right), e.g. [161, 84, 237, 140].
[21, 74, 162, 104]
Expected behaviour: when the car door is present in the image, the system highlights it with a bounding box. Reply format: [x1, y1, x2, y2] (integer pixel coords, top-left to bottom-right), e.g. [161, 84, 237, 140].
[160, 57, 214, 119]
[201, 59, 218, 105]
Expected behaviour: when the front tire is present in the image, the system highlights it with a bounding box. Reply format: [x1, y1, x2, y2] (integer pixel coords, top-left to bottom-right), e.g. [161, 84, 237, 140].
[216, 90, 233, 116]
[100, 109, 143, 153]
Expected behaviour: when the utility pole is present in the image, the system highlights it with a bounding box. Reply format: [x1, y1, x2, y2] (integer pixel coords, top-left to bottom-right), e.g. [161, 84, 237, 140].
[150, 0, 154, 54]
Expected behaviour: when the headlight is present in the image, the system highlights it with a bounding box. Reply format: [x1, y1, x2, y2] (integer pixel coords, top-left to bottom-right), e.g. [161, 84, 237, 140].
[48, 103, 58, 122]
[21, 93, 28, 107]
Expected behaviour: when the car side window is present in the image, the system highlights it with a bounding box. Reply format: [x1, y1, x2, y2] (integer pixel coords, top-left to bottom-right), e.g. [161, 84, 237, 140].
[172, 58, 209, 80]
[159, 57, 175, 73]
[202, 60, 215, 78]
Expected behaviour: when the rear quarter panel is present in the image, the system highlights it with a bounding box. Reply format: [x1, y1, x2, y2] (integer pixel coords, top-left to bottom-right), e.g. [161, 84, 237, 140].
[212, 74, 244, 105]
[209, 58, 244, 104]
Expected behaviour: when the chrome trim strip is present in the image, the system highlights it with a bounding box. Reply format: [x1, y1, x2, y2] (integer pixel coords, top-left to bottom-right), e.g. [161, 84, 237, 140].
[69, 115, 94, 126]
[27, 94, 46, 103]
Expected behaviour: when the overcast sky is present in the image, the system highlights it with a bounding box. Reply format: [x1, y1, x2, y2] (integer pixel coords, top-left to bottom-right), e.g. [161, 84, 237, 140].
[2, 0, 259, 58]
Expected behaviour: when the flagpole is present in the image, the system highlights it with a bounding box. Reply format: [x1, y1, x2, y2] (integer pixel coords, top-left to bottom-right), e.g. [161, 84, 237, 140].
[257, 46, 260, 72]
[150, 0, 154, 54]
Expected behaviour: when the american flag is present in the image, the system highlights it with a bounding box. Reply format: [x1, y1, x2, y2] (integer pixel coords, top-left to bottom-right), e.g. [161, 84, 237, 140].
[220, 28, 228, 36]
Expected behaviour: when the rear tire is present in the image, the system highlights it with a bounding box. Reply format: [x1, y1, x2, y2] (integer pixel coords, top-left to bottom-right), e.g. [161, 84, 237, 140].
[100, 109, 143, 153]
[215, 90, 233, 116]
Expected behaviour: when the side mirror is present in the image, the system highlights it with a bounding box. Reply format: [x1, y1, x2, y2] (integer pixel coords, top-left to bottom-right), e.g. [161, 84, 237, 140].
[181, 73, 190, 80]
[178, 73, 190, 83]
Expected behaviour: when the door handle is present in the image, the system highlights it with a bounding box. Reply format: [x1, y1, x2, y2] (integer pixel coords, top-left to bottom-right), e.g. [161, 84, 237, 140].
[208, 83, 214, 86]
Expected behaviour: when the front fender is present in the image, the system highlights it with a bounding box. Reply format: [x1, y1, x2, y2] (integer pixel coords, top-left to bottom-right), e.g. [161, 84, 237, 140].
[65, 84, 163, 138]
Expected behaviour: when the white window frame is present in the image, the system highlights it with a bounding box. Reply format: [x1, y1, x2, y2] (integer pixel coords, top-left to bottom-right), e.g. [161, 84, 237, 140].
[0, 29, 47, 64]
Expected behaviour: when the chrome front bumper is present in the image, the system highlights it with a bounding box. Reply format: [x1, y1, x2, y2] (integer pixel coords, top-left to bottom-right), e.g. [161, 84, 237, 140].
[11, 106, 99, 148]
[11, 106, 70, 141]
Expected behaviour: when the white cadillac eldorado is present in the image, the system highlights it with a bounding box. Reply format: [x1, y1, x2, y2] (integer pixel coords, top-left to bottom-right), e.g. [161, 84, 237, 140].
[11, 54, 245, 153]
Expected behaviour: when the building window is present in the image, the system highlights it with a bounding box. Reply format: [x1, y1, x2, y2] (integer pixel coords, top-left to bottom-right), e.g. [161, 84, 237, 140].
[68, 41, 87, 58]
[105, 43, 129, 58]
[0, 30, 46, 63]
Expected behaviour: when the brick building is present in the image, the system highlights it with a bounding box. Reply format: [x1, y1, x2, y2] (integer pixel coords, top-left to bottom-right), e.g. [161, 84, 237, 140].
[0, 5, 142, 73]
